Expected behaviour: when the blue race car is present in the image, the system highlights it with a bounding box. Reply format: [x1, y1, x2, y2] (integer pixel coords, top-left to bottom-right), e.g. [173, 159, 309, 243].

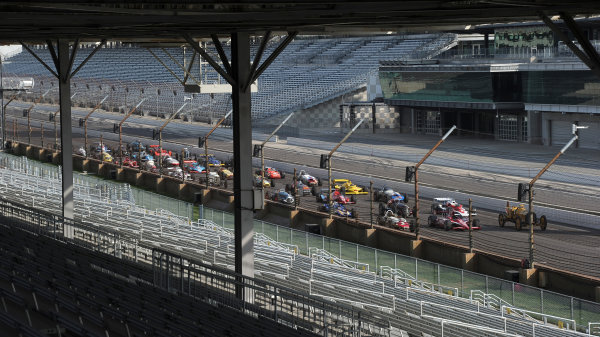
[318, 202, 357, 218]
[204, 154, 224, 167]
[269, 189, 295, 204]
[374, 187, 409, 204]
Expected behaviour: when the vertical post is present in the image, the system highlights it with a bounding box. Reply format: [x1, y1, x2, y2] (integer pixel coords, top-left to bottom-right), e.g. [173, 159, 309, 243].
[231, 33, 255, 296]
[58, 39, 74, 237]
[158, 130, 163, 174]
[293, 168, 298, 210]
[528, 184, 534, 267]
[468, 198, 473, 253]
[328, 156, 332, 218]
[204, 138, 209, 189]
[40, 122, 44, 148]
[181, 148, 185, 183]
[261, 145, 265, 196]
[54, 112, 58, 148]
[84, 119, 88, 157]
[138, 145, 141, 172]
[370, 180, 373, 227]
[13, 119, 17, 141]
[414, 168, 420, 239]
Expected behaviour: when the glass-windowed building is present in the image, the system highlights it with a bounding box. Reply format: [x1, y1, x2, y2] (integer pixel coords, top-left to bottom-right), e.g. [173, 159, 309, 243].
[378, 20, 600, 149]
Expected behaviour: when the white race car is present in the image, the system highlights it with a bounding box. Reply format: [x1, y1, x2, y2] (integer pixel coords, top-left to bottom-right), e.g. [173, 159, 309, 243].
[297, 170, 321, 187]
[431, 197, 476, 217]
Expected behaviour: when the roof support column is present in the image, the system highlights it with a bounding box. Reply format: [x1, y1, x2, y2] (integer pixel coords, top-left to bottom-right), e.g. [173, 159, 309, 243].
[58, 39, 74, 237]
[231, 33, 255, 293]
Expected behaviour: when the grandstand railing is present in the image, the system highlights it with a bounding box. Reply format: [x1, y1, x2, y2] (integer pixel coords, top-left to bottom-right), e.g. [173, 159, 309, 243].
[203, 206, 600, 331]
[420, 314, 522, 337]
[471, 289, 578, 331]
[0, 196, 392, 337]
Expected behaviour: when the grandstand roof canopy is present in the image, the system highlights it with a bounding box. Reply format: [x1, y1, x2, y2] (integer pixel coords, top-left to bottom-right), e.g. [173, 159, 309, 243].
[1, 1, 600, 42]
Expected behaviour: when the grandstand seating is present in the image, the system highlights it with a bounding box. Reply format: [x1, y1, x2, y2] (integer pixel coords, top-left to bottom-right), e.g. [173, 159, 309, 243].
[3, 34, 439, 121]
[0, 154, 595, 337]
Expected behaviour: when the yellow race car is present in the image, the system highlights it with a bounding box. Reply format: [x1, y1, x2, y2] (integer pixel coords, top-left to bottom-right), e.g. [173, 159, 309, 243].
[332, 179, 369, 195]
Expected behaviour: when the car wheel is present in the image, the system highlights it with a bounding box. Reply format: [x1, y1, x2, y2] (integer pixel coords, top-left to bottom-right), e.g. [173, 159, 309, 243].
[317, 178, 322, 186]
[444, 220, 451, 231]
[402, 193, 409, 204]
[409, 222, 415, 232]
[472, 219, 481, 229]
[400, 205, 409, 218]
[498, 214, 505, 227]
[280, 172, 285, 179]
[428, 215, 435, 227]
[285, 184, 291, 192]
[350, 195, 356, 203]
[271, 180, 275, 188]
[539, 215, 547, 231]
[378, 203, 386, 216]
[515, 217, 522, 231]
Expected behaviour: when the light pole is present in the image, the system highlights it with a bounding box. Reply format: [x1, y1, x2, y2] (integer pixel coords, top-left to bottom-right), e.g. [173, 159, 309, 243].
[407, 125, 456, 240]
[199, 109, 233, 189]
[520, 124, 587, 268]
[254, 111, 295, 198]
[158, 101, 189, 175]
[2, 94, 18, 149]
[83, 95, 109, 158]
[53, 92, 77, 149]
[26, 88, 52, 144]
[118, 98, 146, 167]
[321, 119, 365, 218]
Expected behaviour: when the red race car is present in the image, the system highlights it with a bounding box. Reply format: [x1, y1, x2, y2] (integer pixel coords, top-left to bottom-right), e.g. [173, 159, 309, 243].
[147, 144, 172, 157]
[428, 212, 481, 231]
[378, 210, 413, 231]
[257, 167, 285, 179]
[330, 190, 355, 204]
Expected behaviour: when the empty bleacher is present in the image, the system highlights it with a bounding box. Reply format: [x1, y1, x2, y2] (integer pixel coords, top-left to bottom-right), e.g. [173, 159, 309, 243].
[0, 154, 596, 337]
[3, 34, 438, 122]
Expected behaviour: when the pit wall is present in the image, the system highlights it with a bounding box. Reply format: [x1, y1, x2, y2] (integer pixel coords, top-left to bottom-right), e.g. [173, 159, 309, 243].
[8, 142, 600, 302]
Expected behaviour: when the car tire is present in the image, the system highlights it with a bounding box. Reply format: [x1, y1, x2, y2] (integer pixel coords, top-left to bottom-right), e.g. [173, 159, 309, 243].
[409, 222, 415, 232]
[498, 214, 505, 227]
[400, 205, 410, 218]
[428, 215, 435, 227]
[444, 220, 451, 231]
[280, 172, 285, 179]
[515, 217, 522, 231]
[402, 193, 409, 204]
[472, 219, 481, 229]
[271, 180, 275, 188]
[379, 203, 386, 216]
[539, 215, 547, 231]
[285, 184, 291, 192]
[317, 178, 322, 186]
